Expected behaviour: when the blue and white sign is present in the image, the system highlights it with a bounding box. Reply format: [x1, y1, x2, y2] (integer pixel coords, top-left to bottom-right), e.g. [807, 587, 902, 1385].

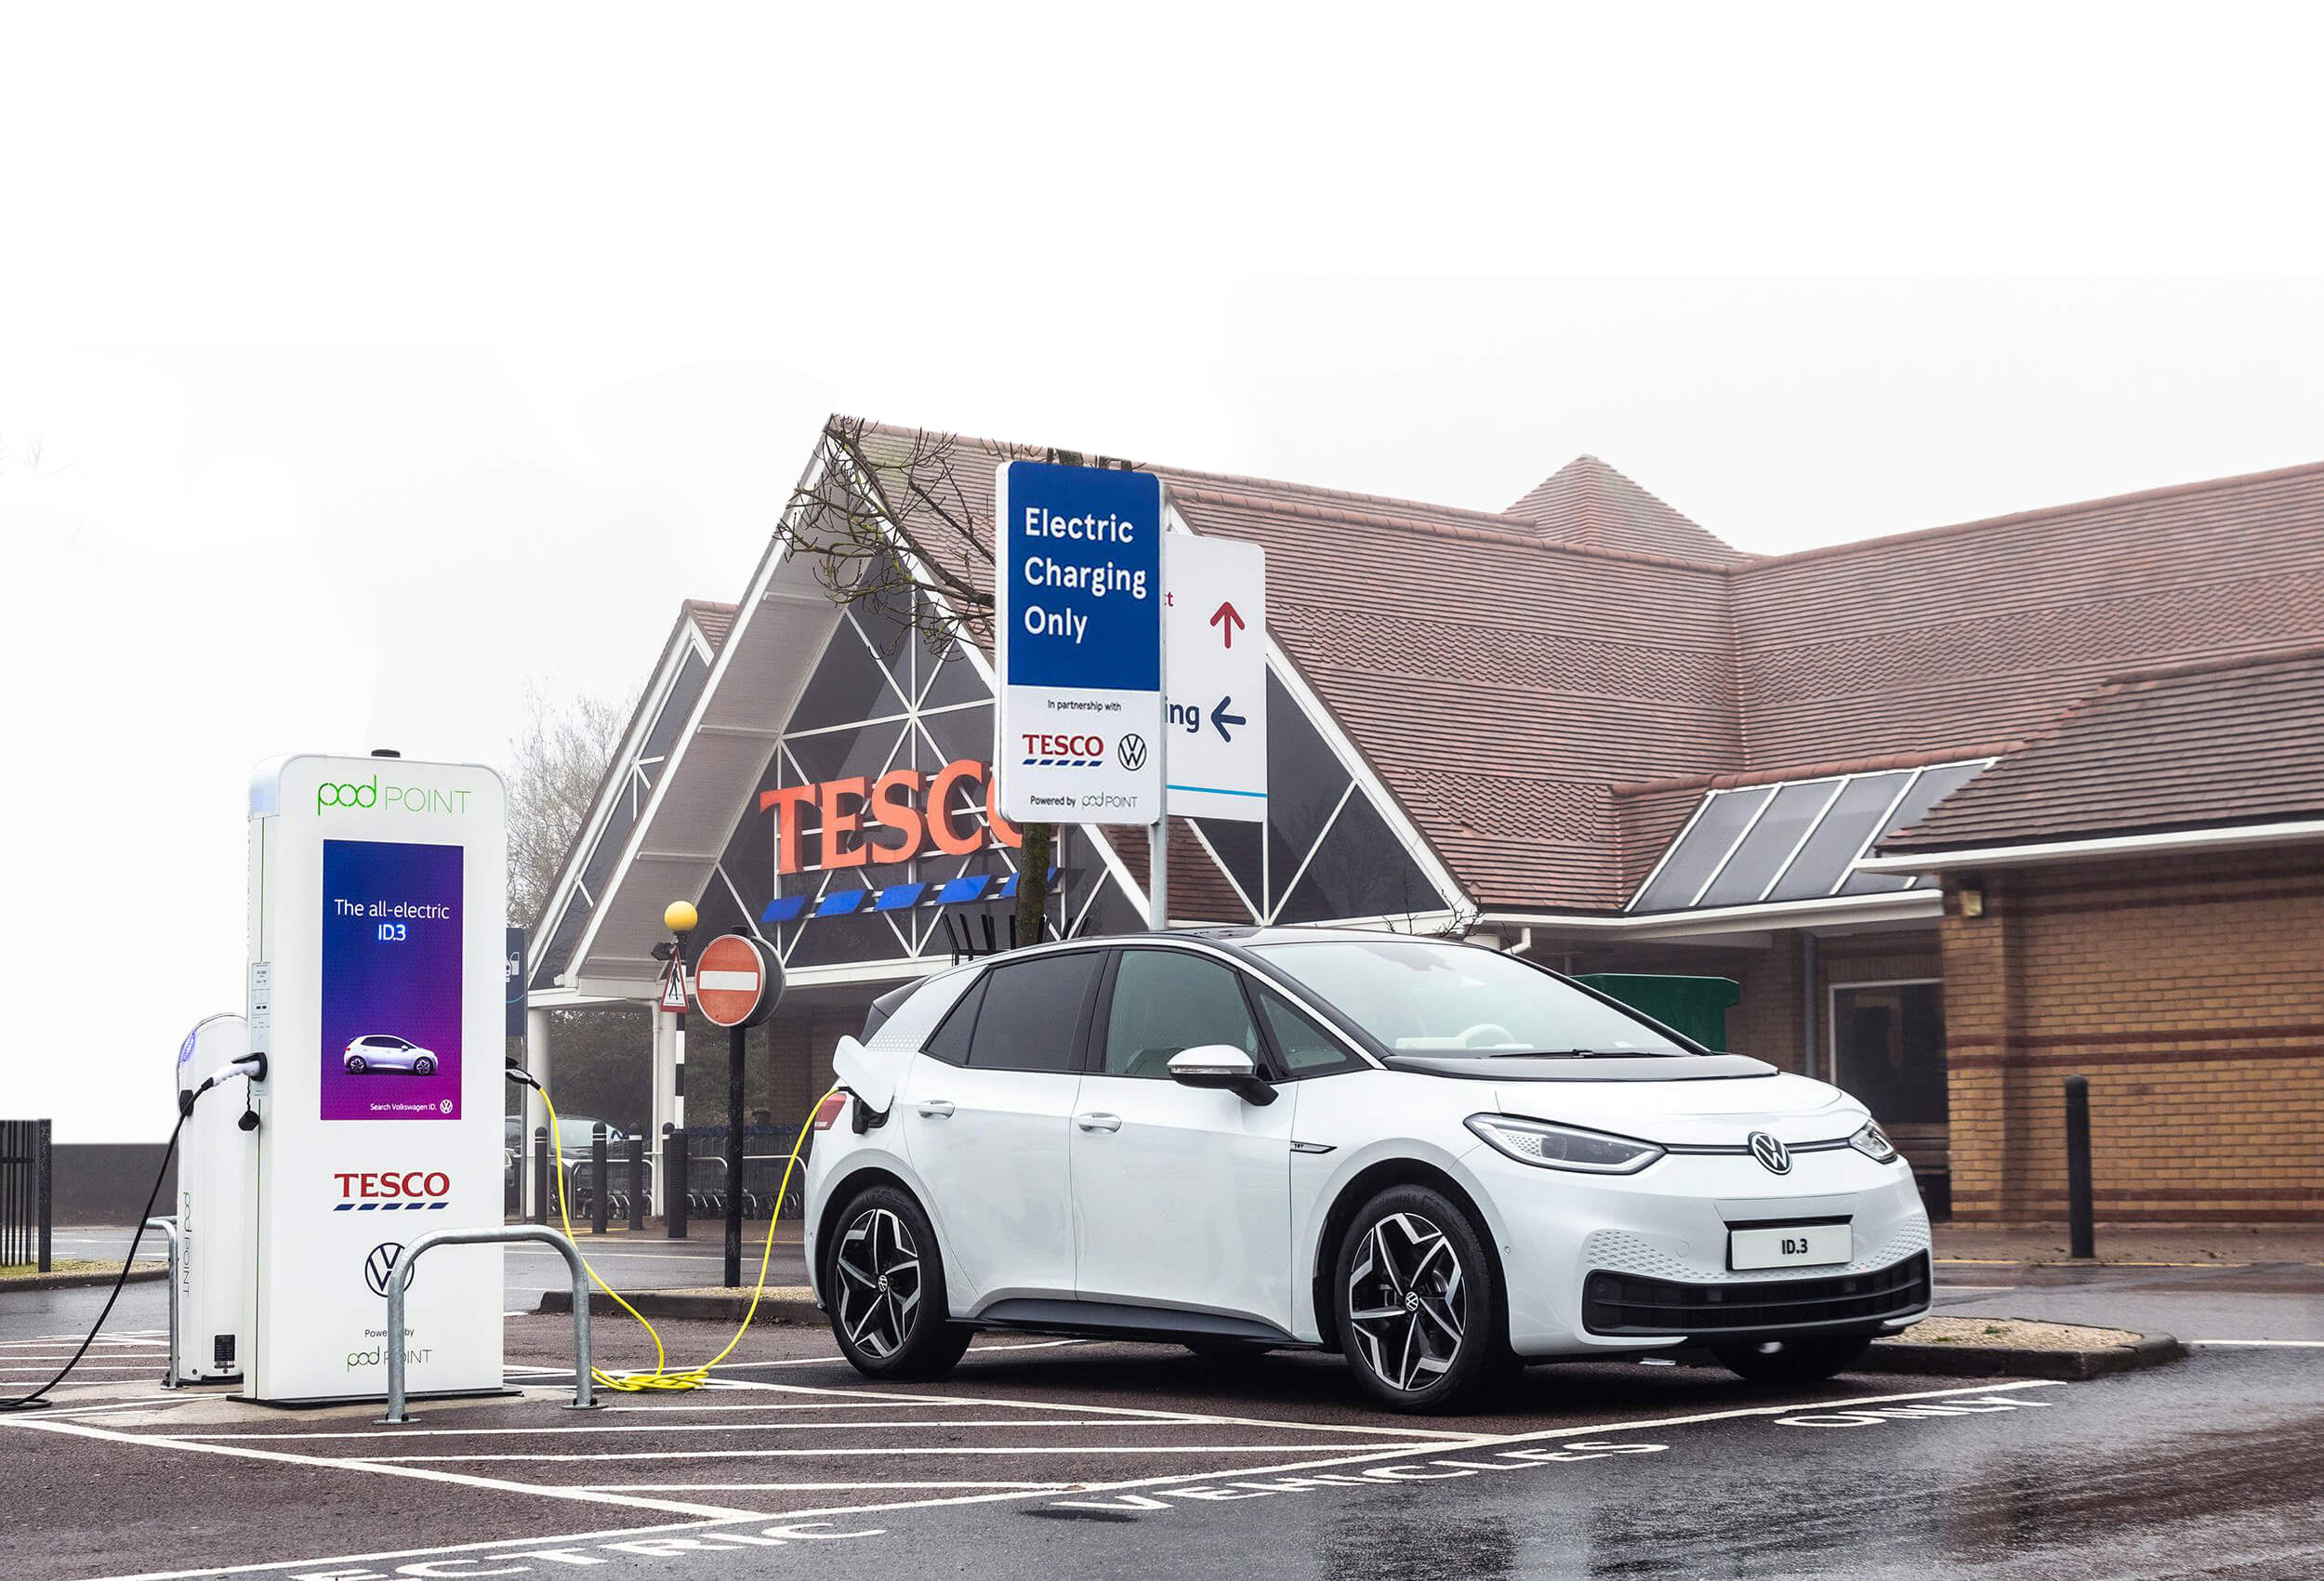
[995, 461, 1167, 824]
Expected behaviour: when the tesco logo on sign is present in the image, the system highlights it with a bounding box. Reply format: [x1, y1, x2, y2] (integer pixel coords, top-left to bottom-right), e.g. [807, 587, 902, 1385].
[1019, 732, 1105, 767]
[759, 758, 1021, 876]
[335, 1171, 451, 1201]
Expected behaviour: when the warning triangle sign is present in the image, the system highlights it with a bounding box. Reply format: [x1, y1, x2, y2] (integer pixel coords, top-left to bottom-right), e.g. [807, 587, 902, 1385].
[658, 962, 689, 1013]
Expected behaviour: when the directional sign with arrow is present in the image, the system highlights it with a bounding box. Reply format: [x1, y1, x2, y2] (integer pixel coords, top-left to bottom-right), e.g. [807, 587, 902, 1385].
[1165, 534, 1267, 823]
[1209, 600, 1247, 648]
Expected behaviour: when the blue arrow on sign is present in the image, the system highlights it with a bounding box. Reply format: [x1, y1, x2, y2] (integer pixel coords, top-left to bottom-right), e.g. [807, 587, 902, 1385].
[1209, 695, 1248, 743]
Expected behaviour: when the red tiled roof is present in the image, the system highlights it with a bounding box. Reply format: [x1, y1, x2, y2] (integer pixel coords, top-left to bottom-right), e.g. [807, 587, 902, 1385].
[840, 419, 2324, 914]
[1882, 646, 2324, 852]
[686, 599, 737, 651]
[1504, 455, 1755, 566]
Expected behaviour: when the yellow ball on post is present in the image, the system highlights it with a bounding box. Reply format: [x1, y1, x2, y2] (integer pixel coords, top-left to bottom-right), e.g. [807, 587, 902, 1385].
[664, 900, 698, 936]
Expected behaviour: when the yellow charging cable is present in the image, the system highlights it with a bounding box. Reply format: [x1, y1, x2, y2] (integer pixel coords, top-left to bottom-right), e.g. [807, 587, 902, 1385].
[537, 1082, 837, 1392]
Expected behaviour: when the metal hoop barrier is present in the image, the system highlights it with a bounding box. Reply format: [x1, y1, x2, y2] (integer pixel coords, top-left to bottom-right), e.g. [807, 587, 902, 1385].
[378, 1225, 599, 1424]
[142, 1217, 182, 1390]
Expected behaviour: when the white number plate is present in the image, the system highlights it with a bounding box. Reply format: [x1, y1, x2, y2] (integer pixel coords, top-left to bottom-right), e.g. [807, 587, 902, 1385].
[1730, 1223, 1851, 1271]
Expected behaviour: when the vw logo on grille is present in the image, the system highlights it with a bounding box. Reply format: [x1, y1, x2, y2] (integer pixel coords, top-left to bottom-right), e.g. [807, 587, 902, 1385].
[1117, 733, 1149, 771]
[363, 1243, 409, 1298]
[1748, 1131, 1792, 1175]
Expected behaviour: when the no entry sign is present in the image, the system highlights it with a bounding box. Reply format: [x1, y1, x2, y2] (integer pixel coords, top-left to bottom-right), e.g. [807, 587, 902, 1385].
[692, 932, 783, 1028]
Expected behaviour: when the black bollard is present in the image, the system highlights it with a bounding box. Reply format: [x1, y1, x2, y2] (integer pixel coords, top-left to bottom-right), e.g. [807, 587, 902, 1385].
[2064, 1074, 2094, 1259]
[590, 1124, 609, 1235]
[627, 1136, 646, 1232]
[533, 1126, 549, 1226]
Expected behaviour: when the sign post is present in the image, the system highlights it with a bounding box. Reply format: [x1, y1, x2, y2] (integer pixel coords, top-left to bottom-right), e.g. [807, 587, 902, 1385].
[690, 933, 784, 1288]
[996, 462, 1167, 925]
[1164, 534, 1268, 823]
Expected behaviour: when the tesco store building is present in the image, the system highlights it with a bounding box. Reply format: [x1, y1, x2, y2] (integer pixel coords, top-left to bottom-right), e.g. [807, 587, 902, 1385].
[525, 421, 2324, 1228]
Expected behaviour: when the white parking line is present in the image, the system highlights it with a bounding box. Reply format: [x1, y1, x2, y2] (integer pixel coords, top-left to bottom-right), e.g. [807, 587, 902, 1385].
[11, 1416, 772, 1520]
[180, 1418, 1226, 1441]
[65, 1378, 2071, 1581]
[358, 1443, 1409, 1462]
[680, 1374, 1477, 1440]
[583, 1481, 1071, 1493]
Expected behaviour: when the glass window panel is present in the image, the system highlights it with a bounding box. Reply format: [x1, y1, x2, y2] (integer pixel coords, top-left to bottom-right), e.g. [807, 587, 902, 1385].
[1631, 786, 1774, 913]
[786, 613, 910, 731]
[781, 720, 908, 789]
[924, 977, 983, 1066]
[1262, 671, 1353, 896]
[918, 639, 988, 709]
[530, 902, 588, 991]
[1102, 950, 1260, 1077]
[1832, 982, 1948, 1125]
[1765, 771, 1913, 902]
[1274, 790, 1440, 924]
[1839, 762, 1991, 895]
[1192, 818, 1265, 916]
[1256, 986, 1364, 1076]
[966, 952, 1103, 1073]
[783, 905, 909, 969]
[1697, 781, 1841, 908]
[640, 652, 710, 769]
[918, 704, 995, 767]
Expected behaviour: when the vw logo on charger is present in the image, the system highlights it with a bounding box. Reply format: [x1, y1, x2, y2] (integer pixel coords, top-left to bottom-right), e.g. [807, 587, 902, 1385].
[1117, 733, 1150, 771]
[363, 1243, 410, 1298]
[1748, 1131, 1792, 1175]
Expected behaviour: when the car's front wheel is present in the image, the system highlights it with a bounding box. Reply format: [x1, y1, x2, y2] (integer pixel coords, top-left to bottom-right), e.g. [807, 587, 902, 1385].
[825, 1185, 972, 1380]
[413, 1056, 436, 1075]
[1333, 1183, 1511, 1413]
[1712, 1335, 1871, 1385]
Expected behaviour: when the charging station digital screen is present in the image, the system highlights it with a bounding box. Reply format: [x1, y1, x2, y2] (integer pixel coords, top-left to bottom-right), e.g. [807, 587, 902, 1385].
[319, 838, 463, 1121]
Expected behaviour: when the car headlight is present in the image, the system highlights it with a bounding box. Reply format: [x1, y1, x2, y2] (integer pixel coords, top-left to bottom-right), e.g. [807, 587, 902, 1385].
[1848, 1119, 1898, 1163]
[1465, 1114, 1665, 1175]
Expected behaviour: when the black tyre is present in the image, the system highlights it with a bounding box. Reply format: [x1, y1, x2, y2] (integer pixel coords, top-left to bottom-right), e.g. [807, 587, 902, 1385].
[1712, 1335, 1872, 1385]
[825, 1185, 973, 1380]
[1182, 1338, 1273, 1363]
[1333, 1184, 1512, 1414]
[347, 1056, 367, 1074]
[413, 1056, 436, 1075]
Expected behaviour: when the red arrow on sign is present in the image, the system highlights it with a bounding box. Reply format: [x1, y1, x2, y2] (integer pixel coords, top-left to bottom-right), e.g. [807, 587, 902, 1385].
[1208, 601, 1247, 648]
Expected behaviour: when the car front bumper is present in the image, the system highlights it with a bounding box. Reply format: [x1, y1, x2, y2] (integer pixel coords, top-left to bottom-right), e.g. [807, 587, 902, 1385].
[1468, 1141, 1933, 1357]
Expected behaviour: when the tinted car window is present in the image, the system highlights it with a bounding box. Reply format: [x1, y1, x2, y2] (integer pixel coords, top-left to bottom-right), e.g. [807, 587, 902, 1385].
[1103, 950, 1261, 1078]
[1255, 986, 1364, 1075]
[966, 952, 1102, 1074]
[922, 977, 984, 1067]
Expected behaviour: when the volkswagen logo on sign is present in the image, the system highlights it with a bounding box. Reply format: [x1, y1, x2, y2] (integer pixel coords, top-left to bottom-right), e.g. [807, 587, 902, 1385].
[1748, 1131, 1792, 1176]
[1117, 733, 1149, 771]
[364, 1243, 410, 1298]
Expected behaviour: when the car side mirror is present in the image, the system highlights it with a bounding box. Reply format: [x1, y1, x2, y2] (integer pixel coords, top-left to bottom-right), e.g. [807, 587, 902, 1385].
[1167, 1046, 1277, 1106]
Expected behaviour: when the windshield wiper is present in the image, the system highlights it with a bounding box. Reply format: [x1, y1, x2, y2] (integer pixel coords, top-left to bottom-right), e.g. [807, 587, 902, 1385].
[1485, 1048, 1682, 1059]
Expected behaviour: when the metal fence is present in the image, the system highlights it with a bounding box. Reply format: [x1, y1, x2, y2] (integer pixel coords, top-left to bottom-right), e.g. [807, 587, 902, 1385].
[1, 1119, 53, 1271]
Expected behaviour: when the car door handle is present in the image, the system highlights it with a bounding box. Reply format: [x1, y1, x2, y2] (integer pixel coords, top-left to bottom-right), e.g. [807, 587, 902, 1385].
[1076, 1112, 1122, 1133]
[916, 1100, 955, 1119]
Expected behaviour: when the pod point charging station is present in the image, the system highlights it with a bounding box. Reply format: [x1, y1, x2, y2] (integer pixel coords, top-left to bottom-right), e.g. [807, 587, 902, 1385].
[165, 752, 513, 1406]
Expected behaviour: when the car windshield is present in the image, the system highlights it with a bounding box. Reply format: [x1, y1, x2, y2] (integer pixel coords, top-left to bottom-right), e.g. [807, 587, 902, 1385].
[1253, 940, 1691, 1057]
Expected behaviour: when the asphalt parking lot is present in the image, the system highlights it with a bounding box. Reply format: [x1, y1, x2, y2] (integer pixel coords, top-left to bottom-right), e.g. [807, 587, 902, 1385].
[7, 1252, 2322, 1580]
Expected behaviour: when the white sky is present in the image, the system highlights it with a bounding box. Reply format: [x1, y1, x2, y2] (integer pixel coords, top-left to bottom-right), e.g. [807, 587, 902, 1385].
[7, 3, 2324, 1140]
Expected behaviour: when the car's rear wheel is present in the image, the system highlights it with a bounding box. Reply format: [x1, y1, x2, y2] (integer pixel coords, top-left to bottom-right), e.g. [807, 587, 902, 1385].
[1333, 1184, 1511, 1413]
[825, 1185, 972, 1380]
[347, 1056, 367, 1074]
[413, 1056, 436, 1075]
[1712, 1335, 1871, 1385]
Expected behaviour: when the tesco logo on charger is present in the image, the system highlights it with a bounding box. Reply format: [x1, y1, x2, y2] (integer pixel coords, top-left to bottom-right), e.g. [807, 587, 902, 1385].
[332, 1170, 452, 1212]
[1020, 732, 1105, 767]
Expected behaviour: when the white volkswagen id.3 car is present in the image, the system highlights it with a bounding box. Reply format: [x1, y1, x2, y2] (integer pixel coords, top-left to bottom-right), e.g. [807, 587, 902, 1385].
[805, 929, 1931, 1412]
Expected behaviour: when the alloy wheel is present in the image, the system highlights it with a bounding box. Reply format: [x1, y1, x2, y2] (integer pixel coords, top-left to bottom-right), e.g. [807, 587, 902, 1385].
[1346, 1210, 1466, 1392]
[833, 1206, 923, 1360]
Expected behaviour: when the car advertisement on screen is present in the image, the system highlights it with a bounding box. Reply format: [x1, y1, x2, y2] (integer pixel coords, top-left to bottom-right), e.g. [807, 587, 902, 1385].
[319, 837, 463, 1121]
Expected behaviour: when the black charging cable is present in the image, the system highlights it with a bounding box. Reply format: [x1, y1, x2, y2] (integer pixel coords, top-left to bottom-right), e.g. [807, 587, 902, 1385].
[0, 1114, 187, 1414]
[0, 1053, 267, 1415]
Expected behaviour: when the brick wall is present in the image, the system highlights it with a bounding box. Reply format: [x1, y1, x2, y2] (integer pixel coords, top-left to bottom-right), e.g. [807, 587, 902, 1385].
[1941, 846, 2324, 1226]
